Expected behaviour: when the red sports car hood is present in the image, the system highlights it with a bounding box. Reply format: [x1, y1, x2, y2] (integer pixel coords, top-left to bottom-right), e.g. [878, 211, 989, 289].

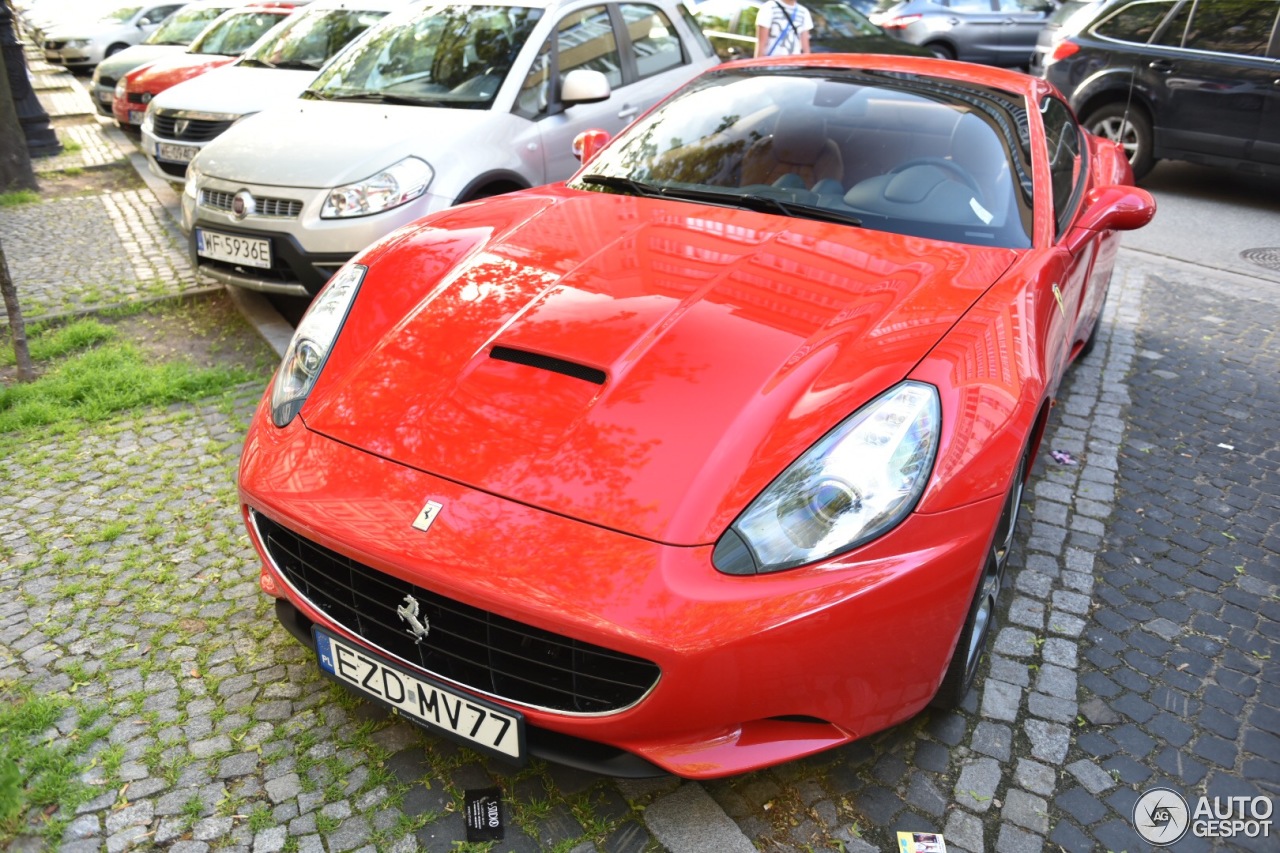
[304, 189, 1017, 545]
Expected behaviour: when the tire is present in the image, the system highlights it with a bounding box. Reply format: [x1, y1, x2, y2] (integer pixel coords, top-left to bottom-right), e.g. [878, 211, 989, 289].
[1083, 102, 1154, 181]
[925, 42, 954, 61]
[1077, 292, 1106, 361]
[105, 43, 129, 58]
[930, 453, 1026, 709]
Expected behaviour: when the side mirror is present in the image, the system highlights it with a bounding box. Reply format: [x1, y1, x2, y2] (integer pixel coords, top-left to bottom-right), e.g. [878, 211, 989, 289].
[573, 129, 611, 163]
[561, 68, 610, 106]
[1075, 185, 1156, 233]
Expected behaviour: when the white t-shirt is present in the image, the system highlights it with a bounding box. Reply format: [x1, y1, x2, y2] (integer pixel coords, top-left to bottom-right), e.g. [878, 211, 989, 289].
[757, 0, 813, 57]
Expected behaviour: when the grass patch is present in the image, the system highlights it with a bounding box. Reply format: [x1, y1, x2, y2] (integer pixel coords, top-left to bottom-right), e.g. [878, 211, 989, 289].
[0, 319, 116, 368]
[0, 190, 40, 207]
[0, 686, 94, 844]
[0, 342, 260, 434]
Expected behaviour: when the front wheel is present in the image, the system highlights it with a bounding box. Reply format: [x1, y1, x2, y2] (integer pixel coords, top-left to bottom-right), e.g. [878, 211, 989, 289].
[925, 42, 955, 61]
[930, 453, 1026, 708]
[1083, 102, 1154, 180]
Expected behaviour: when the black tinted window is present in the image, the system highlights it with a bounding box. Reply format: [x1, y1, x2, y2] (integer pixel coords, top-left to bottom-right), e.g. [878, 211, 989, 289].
[1041, 96, 1083, 237]
[1182, 0, 1273, 55]
[1094, 0, 1176, 42]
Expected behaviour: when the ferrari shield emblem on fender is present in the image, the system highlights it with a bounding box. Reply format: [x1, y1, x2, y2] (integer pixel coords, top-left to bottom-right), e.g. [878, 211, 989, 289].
[412, 499, 443, 532]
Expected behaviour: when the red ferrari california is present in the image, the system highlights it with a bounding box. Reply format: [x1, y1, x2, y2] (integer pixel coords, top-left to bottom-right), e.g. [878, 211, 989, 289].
[238, 55, 1154, 779]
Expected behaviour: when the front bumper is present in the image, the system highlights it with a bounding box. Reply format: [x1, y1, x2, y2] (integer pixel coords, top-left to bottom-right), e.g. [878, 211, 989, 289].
[187, 177, 450, 296]
[238, 404, 1002, 778]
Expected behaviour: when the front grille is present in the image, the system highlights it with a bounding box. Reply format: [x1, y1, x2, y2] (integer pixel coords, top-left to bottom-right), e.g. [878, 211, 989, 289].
[199, 189, 302, 218]
[152, 111, 233, 142]
[44, 40, 65, 50]
[98, 76, 116, 89]
[255, 514, 661, 714]
[127, 92, 146, 104]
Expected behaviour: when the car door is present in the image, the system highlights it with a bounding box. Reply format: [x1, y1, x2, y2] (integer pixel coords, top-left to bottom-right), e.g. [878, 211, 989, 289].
[942, 0, 1006, 63]
[1148, 0, 1275, 162]
[532, 2, 705, 182]
[993, 0, 1050, 67]
[1041, 95, 1094, 376]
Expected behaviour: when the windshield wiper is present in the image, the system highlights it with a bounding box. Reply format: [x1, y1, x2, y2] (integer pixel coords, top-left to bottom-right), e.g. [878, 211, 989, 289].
[238, 57, 275, 68]
[270, 59, 323, 71]
[306, 90, 445, 106]
[579, 174, 661, 197]
[734, 193, 862, 227]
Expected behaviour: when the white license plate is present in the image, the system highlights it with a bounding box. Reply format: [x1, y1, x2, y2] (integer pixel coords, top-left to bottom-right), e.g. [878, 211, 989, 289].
[156, 141, 197, 162]
[126, 110, 145, 125]
[314, 628, 525, 762]
[96, 89, 113, 105]
[195, 228, 271, 269]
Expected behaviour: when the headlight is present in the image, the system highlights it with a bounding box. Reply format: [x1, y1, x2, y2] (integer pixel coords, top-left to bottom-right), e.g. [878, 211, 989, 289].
[713, 381, 940, 575]
[269, 263, 365, 427]
[114, 80, 125, 99]
[320, 157, 432, 219]
[182, 162, 200, 199]
[67, 38, 90, 48]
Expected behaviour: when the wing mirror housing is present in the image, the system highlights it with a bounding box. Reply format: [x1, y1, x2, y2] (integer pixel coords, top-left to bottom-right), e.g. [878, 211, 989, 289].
[1076, 185, 1156, 233]
[573, 129, 611, 163]
[561, 68, 611, 106]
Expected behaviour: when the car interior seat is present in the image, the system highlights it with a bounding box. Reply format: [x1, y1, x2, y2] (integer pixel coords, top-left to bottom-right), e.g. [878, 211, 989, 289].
[740, 107, 844, 192]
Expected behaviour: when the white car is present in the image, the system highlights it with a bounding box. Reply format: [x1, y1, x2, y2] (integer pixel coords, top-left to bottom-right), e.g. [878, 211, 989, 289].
[89, 0, 250, 115]
[183, 0, 719, 297]
[142, 0, 412, 183]
[41, 0, 188, 67]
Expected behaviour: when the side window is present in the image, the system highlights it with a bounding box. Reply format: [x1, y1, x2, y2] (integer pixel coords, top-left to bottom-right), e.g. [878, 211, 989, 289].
[948, 0, 996, 12]
[675, 1, 718, 58]
[556, 5, 623, 89]
[515, 39, 553, 117]
[1181, 0, 1272, 55]
[1093, 0, 1176, 44]
[1041, 96, 1084, 238]
[620, 4, 684, 79]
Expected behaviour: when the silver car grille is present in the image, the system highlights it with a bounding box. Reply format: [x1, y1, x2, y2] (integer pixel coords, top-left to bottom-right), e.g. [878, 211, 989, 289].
[200, 189, 303, 219]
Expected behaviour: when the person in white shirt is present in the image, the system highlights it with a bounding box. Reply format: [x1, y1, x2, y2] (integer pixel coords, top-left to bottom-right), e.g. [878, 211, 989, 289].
[755, 0, 812, 56]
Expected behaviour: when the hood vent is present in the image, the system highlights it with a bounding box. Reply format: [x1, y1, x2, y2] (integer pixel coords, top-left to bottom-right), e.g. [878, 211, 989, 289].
[489, 346, 606, 385]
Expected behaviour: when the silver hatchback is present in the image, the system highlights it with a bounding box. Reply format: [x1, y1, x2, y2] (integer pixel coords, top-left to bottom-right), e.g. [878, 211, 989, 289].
[184, 0, 719, 296]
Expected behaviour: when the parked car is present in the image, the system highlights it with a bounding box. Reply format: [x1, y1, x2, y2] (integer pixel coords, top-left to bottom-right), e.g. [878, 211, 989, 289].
[140, 0, 410, 183]
[1033, 0, 1280, 180]
[113, 2, 298, 129]
[236, 53, 1153, 777]
[872, 0, 1055, 64]
[40, 0, 187, 68]
[182, 0, 720, 296]
[89, 0, 248, 116]
[693, 0, 933, 59]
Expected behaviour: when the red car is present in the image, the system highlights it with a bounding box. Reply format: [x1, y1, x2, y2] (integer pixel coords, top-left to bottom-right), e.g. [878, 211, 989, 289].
[238, 55, 1154, 779]
[113, 2, 297, 128]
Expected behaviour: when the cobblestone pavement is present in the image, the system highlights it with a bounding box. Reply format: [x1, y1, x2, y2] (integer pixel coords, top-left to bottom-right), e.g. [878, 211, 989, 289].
[2, 62, 1276, 853]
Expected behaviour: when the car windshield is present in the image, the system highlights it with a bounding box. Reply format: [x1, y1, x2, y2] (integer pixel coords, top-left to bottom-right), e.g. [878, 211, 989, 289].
[307, 5, 542, 109]
[571, 67, 1034, 248]
[189, 9, 288, 56]
[144, 6, 227, 45]
[100, 4, 142, 23]
[240, 7, 389, 70]
[807, 0, 885, 39]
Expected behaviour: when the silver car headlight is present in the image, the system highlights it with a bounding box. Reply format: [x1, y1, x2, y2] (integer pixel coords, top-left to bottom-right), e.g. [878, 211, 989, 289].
[67, 38, 90, 48]
[114, 80, 126, 99]
[269, 263, 365, 427]
[182, 162, 200, 200]
[713, 381, 941, 575]
[320, 157, 432, 219]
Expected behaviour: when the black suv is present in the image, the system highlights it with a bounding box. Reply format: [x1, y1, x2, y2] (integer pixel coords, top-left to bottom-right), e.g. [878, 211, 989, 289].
[1032, 0, 1280, 180]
